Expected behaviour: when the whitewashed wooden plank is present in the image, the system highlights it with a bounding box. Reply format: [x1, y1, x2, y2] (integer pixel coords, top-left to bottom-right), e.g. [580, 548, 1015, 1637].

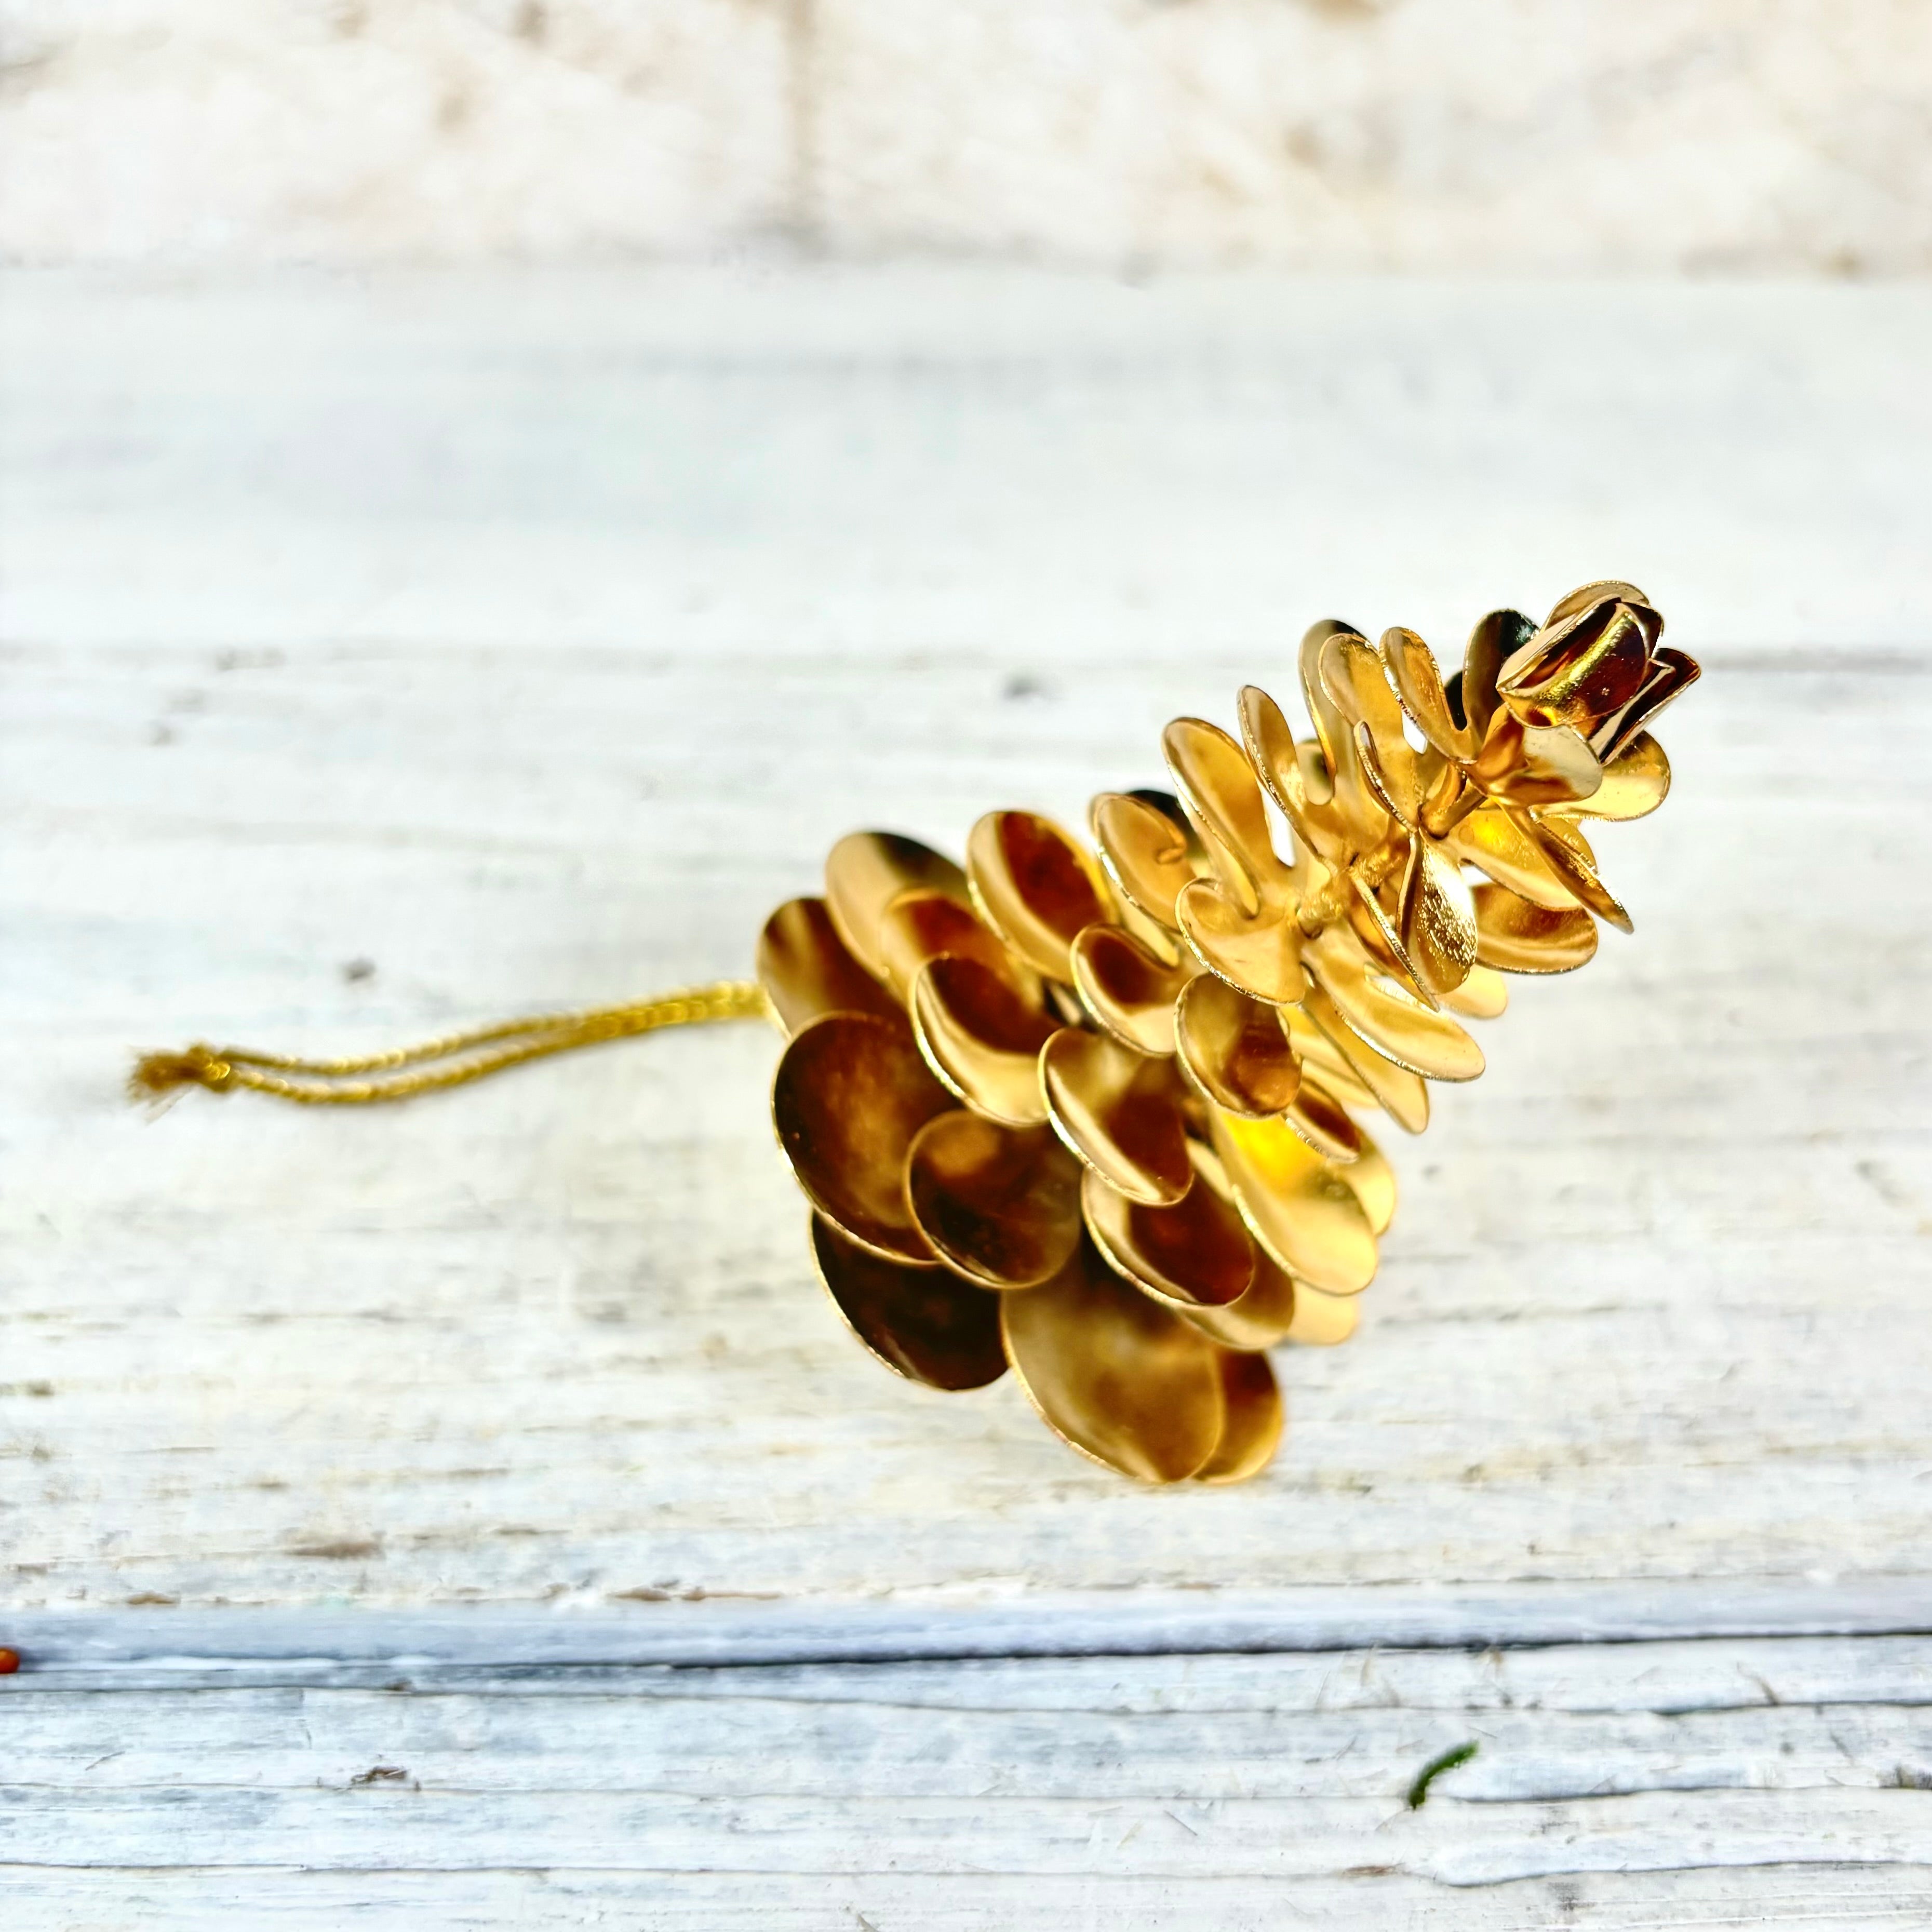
[14, 1864, 1930, 1932]
[4, 1633, 1926, 1921]
[6, 1585, 1932, 1673]
[0, 4, 796, 265]
[804, 3, 1932, 275]
[10, 1628, 1932, 1716]
[4, 270, 1930, 659]
[5, 1781, 1931, 1881]
[4, 648, 1930, 1613]
[14, 4, 1932, 276]
[5, 267, 1929, 1929]
[7, 1688, 1931, 1802]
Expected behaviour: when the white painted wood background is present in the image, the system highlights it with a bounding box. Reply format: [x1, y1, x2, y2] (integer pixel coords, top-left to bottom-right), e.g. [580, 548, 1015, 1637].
[7, 3, 1932, 272]
[3, 267, 1931, 1925]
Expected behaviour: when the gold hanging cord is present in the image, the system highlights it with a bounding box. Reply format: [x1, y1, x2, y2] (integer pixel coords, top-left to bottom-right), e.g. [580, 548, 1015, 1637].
[130, 980, 771, 1107]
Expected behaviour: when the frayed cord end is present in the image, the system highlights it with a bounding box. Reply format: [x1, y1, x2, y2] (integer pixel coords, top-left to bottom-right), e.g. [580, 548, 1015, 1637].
[128, 1046, 232, 1103]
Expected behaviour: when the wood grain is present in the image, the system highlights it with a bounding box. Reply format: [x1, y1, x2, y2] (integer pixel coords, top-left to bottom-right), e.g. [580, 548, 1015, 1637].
[10, 6, 1932, 275]
[3, 268, 1929, 1924]
[5, 1632, 1931, 1923]
[5, 648, 1928, 1608]
[6, 271, 1931, 658]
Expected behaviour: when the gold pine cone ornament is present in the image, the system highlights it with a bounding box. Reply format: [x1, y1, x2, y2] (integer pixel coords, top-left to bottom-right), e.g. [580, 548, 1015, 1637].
[758, 582, 1699, 1485]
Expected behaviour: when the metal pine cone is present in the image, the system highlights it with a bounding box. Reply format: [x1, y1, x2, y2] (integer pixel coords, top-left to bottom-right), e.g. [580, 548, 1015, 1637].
[759, 582, 1700, 1485]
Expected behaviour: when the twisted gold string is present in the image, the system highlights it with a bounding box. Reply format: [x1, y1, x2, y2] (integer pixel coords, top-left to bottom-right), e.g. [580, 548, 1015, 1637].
[130, 980, 771, 1107]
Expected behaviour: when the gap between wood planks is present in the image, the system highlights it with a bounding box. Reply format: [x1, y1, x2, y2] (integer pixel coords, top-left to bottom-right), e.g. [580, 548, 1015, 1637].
[6, 1578, 1932, 1678]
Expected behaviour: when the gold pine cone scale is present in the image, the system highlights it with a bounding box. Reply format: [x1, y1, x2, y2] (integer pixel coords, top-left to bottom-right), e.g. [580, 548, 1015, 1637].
[758, 583, 1699, 1485]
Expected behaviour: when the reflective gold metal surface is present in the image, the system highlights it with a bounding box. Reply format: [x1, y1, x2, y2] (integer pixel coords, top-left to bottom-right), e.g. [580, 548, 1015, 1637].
[1174, 972, 1302, 1119]
[1447, 804, 1587, 908]
[1080, 1148, 1256, 1311]
[1300, 980, 1431, 1135]
[1001, 1241, 1226, 1483]
[1195, 1350, 1285, 1485]
[876, 888, 1041, 1004]
[824, 831, 971, 978]
[1040, 1027, 1195, 1208]
[1163, 716, 1296, 915]
[967, 810, 1115, 982]
[1171, 1250, 1299, 1351]
[1308, 930, 1485, 1084]
[1517, 812, 1634, 933]
[908, 955, 1060, 1126]
[758, 580, 1698, 1482]
[1472, 884, 1601, 973]
[904, 1112, 1084, 1289]
[1070, 924, 1191, 1056]
[1090, 791, 1197, 934]
[811, 1215, 1006, 1390]
[771, 1013, 952, 1264]
[1175, 878, 1309, 1007]
[1395, 831, 1479, 1003]
[1281, 1075, 1367, 1163]
[1337, 1130, 1397, 1237]
[1212, 1107, 1379, 1296]
[1441, 962, 1510, 1019]
[1283, 1281, 1361, 1347]
[1548, 731, 1669, 823]
[757, 898, 902, 1036]
[1280, 1002, 1378, 1110]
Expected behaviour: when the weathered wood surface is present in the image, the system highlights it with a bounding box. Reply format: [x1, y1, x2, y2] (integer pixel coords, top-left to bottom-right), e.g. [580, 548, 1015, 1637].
[11, 1580, 1932, 1672]
[7, 644, 1930, 1605]
[11, 4, 1932, 274]
[8, 270, 1932, 658]
[5, 1629, 1932, 1924]
[3, 269, 1931, 1923]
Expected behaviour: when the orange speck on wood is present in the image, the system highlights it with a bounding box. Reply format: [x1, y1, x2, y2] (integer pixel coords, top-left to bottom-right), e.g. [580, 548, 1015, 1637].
[0, 1648, 20, 1674]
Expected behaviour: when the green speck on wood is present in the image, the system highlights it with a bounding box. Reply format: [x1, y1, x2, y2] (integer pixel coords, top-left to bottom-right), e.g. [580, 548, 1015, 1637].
[1406, 1740, 1479, 1808]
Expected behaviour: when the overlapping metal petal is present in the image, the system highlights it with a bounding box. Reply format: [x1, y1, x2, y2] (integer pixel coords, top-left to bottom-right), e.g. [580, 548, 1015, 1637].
[759, 584, 1698, 1483]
